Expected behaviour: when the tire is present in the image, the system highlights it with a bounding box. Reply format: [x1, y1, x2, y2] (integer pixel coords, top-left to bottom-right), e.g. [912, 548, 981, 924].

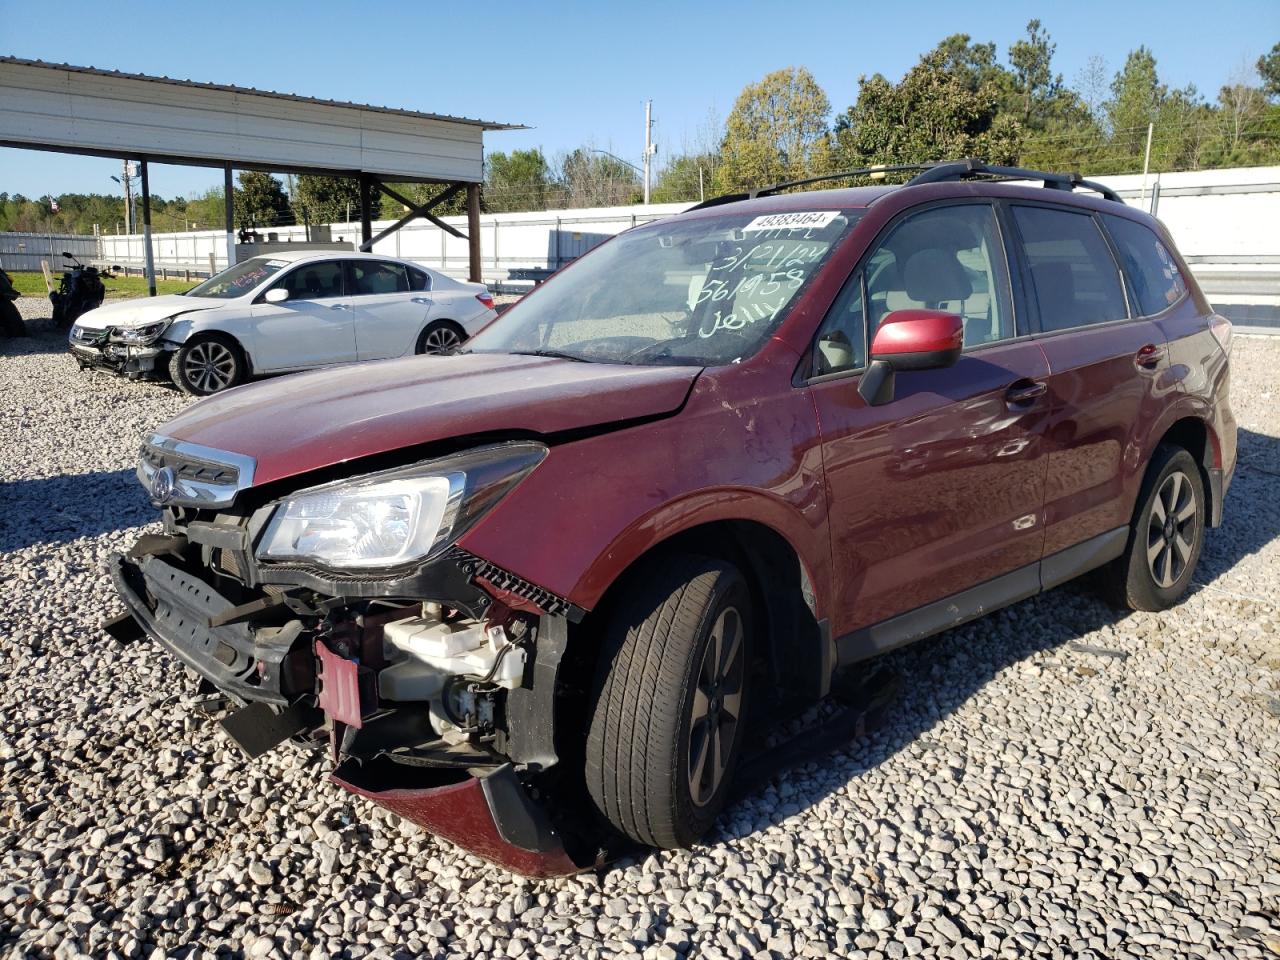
[169, 335, 246, 396]
[415, 320, 466, 355]
[0, 299, 26, 337]
[585, 554, 752, 849]
[1107, 443, 1206, 611]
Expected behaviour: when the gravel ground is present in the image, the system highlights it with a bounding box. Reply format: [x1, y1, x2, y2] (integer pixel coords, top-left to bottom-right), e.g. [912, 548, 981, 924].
[2, 296, 1278, 960]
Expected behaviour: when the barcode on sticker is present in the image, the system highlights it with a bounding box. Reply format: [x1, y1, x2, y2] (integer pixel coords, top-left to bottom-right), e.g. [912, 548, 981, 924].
[742, 211, 839, 232]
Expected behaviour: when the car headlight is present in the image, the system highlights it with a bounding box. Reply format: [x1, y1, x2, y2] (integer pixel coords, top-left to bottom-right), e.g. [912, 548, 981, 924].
[256, 442, 547, 570]
[117, 319, 171, 344]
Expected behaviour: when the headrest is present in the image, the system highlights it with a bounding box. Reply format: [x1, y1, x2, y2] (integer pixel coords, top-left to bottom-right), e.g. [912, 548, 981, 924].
[903, 249, 973, 303]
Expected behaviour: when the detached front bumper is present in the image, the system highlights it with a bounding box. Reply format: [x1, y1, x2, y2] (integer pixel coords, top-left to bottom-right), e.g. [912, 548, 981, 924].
[69, 339, 166, 377]
[107, 550, 594, 878]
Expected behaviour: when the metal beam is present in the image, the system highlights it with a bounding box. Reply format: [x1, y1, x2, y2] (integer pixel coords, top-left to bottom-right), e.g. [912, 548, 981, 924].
[359, 174, 373, 248]
[358, 182, 468, 252]
[467, 184, 482, 283]
[139, 159, 156, 297]
[223, 164, 235, 269]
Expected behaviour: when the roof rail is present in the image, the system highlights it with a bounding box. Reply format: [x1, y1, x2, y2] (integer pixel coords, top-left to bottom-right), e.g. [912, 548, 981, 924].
[906, 159, 1124, 203]
[687, 158, 1125, 210]
[685, 162, 946, 210]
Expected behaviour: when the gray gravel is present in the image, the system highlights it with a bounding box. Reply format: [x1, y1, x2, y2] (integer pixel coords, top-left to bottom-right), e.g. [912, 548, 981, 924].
[2, 296, 1279, 959]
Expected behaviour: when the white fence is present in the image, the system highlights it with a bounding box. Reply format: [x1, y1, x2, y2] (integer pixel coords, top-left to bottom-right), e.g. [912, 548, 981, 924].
[0, 231, 99, 273]
[11, 166, 1280, 303]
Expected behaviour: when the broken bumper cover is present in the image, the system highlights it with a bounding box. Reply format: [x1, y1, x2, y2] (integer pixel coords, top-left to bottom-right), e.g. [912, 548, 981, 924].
[109, 552, 289, 705]
[69, 340, 165, 376]
[333, 761, 590, 878]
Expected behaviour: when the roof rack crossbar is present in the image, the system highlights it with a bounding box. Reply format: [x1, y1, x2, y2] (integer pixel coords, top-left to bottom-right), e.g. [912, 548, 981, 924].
[906, 160, 1124, 203]
[686, 162, 948, 211]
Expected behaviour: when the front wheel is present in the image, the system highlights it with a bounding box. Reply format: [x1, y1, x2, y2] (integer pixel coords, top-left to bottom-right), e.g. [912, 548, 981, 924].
[1107, 444, 1206, 611]
[169, 335, 246, 396]
[585, 555, 752, 849]
[416, 320, 466, 355]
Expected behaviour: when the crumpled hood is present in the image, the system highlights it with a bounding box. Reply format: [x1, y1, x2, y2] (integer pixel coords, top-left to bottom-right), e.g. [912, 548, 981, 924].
[74, 294, 219, 330]
[160, 352, 702, 486]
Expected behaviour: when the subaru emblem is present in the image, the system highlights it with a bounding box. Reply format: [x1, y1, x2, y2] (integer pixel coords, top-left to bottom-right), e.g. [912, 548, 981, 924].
[150, 466, 176, 504]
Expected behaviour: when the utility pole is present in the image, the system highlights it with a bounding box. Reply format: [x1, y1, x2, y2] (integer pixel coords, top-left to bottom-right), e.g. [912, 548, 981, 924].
[642, 99, 656, 205]
[1139, 122, 1154, 208]
[123, 160, 134, 233]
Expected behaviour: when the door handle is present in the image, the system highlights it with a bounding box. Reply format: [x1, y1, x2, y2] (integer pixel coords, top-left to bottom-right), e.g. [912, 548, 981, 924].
[411, 296, 432, 305]
[1134, 343, 1165, 369]
[1005, 379, 1047, 406]
[329, 303, 351, 311]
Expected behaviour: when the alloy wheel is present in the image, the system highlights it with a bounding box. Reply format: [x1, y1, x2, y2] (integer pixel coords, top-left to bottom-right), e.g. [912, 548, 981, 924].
[422, 325, 462, 354]
[688, 605, 746, 807]
[1146, 470, 1197, 589]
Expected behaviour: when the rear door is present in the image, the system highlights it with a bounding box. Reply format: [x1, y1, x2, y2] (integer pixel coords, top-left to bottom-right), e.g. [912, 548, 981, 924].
[248, 259, 356, 371]
[1006, 202, 1170, 575]
[808, 201, 1052, 640]
[346, 260, 431, 360]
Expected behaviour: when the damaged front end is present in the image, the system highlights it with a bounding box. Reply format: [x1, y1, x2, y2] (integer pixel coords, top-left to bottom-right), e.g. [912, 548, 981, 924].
[68, 321, 171, 379]
[107, 434, 597, 877]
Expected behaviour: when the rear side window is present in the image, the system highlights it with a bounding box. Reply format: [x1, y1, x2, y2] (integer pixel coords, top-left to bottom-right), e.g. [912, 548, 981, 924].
[349, 261, 409, 296]
[408, 266, 432, 292]
[1104, 216, 1187, 316]
[1013, 206, 1128, 331]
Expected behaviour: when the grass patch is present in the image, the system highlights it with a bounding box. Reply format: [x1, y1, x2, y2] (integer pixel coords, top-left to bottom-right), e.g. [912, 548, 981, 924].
[5, 271, 194, 299]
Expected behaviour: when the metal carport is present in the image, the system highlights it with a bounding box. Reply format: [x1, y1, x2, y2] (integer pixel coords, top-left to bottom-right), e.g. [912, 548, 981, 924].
[0, 56, 522, 294]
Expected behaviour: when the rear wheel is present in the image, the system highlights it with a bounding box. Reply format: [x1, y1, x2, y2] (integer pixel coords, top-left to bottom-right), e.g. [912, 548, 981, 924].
[1107, 444, 1205, 611]
[169, 335, 246, 396]
[416, 320, 466, 355]
[585, 555, 751, 849]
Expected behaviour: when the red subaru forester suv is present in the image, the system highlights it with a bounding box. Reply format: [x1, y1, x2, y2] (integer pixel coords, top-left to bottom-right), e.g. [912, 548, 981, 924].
[108, 161, 1235, 876]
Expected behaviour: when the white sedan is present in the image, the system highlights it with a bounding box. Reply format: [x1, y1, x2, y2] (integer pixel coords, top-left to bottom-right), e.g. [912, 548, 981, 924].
[68, 251, 498, 395]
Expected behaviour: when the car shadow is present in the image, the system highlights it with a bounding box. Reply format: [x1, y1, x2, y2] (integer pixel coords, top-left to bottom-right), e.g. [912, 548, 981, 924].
[0, 468, 152, 553]
[704, 425, 1280, 852]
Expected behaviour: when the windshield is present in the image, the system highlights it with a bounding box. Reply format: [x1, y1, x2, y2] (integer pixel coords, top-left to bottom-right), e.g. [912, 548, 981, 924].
[466, 209, 862, 365]
[186, 257, 288, 299]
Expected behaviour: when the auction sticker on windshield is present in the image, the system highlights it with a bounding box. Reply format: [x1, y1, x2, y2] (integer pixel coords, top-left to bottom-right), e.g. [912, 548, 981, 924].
[742, 211, 840, 232]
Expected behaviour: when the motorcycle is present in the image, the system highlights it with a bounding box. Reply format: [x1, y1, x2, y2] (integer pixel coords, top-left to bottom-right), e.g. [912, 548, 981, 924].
[50, 252, 106, 329]
[0, 265, 25, 337]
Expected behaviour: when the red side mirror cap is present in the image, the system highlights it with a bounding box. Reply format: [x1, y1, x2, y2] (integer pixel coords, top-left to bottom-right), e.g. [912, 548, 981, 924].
[870, 309, 964, 370]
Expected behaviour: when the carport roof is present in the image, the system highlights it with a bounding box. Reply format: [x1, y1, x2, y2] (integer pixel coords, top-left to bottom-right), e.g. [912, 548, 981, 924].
[0, 56, 523, 130]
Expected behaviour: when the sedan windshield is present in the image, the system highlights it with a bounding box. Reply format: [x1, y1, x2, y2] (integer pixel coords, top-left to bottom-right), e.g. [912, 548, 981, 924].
[466, 209, 862, 365]
[185, 257, 287, 299]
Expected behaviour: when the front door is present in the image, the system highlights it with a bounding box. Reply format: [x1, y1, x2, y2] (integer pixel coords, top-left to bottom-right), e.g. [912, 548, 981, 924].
[807, 201, 1052, 641]
[346, 260, 431, 360]
[249, 260, 355, 371]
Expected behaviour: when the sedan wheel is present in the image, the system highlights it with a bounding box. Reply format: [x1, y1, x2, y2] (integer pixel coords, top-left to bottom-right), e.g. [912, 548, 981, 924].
[170, 336, 245, 396]
[417, 321, 465, 355]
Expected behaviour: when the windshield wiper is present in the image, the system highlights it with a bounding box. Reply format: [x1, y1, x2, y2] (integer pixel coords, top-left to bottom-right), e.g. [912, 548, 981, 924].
[507, 349, 593, 363]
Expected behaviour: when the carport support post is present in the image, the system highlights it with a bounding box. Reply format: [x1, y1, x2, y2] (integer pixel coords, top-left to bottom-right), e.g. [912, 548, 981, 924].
[467, 183, 482, 283]
[139, 159, 156, 297]
[359, 174, 374, 249]
[224, 164, 235, 269]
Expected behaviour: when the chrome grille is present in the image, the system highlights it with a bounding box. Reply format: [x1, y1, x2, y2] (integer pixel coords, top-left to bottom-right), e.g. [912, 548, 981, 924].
[137, 434, 256, 508]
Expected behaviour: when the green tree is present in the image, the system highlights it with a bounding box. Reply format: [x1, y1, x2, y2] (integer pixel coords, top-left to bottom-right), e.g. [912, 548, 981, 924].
[715, 67, 834, 193]
[292, 175, 362, 224]
[651, 153, 720, 203]
[555, 148, 641, 207]
[1258, 42, 1280, 99]
[835, 46, 1020, 173]
[233, 171, 289, 228]
[1008, 20, 1060, 125]
[484, 149, 552, 212]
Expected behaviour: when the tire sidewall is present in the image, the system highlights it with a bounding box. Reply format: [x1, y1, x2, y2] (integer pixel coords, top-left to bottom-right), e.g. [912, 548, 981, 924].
[669, 570, 752, 846]
[416, 320, 464, 355]
[1125, 446, 1206, 609]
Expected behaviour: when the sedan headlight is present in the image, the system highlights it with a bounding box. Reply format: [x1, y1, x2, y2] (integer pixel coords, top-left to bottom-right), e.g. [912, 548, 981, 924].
[117, 320, 171, 345]
[256, 442, 547, 570]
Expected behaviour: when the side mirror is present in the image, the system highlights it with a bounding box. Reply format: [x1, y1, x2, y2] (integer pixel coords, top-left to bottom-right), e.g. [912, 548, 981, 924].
[264, 287, 290, 304]
[858, 309, 963, 406]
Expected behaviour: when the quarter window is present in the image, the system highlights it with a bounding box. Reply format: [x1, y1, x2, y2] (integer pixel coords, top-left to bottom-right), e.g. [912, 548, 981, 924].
[811, 273, 865, 376]
[1104, 216, 1187, 316]
[349, 261, 409, 296]
[1013, 206, 1128, 331]
[863, 203, 1014, 347]
[408, 266, 432, 292]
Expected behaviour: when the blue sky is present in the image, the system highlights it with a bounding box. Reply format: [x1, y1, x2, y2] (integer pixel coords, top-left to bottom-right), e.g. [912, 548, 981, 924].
[1, 0, 1276, 201]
